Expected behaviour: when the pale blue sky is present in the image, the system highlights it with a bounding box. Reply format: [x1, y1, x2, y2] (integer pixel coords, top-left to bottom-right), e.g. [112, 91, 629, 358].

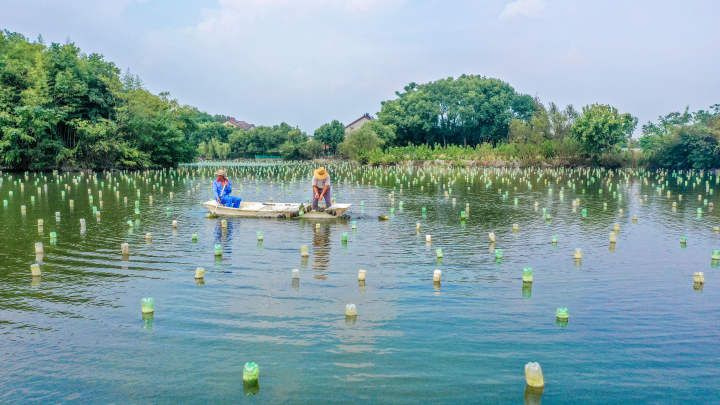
[3, 0, 719, 133]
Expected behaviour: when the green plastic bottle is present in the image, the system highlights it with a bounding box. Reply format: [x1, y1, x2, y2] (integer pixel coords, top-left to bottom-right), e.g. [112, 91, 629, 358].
[243, 362, 260, 385]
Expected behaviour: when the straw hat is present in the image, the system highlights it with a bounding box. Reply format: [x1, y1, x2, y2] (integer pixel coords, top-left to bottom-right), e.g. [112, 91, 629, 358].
[313, 167, 328, 180]
[215, 169, 227, 177]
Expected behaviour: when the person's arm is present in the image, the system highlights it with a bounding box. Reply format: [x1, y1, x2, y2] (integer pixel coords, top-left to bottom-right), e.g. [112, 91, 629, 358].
[225, 181, 232, 196]
[312, 178, 319, 198]
[213, 181, 221, 202]
[318, 178, 330, 198]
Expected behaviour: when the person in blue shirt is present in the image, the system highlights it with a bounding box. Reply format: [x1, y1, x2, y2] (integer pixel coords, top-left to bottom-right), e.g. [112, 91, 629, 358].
[213, 169, 242, 208]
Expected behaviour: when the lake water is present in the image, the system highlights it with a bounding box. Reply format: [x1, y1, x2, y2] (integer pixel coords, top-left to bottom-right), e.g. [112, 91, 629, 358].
[1, 163, 719, 404]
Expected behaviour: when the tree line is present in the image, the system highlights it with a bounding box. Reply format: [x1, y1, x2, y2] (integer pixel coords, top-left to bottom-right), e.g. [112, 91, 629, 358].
[2, 30, 717, 170]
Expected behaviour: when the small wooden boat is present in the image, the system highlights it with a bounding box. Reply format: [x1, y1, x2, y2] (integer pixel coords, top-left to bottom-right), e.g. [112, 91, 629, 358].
[203, 200, 351, 219]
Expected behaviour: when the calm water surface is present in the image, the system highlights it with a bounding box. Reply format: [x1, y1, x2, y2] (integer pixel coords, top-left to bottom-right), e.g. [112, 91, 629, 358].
[1, 164, 719, 404]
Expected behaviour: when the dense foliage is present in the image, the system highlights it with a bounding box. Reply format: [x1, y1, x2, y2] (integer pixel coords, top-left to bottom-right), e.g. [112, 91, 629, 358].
[0, 31, 229, 170]
[571, 104, 637, 161]
[640, 105, 720, 169]
[377, 75, 534, 146]
[313, 120, 345, 154]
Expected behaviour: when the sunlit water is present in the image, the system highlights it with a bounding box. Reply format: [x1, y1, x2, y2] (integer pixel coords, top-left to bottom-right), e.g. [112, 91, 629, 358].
[1, 164, 719, 403]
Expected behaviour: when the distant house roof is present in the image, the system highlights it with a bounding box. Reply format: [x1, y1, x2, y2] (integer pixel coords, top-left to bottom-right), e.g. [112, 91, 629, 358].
[345, 113, 373, 129]
[224, 117, 255, 130]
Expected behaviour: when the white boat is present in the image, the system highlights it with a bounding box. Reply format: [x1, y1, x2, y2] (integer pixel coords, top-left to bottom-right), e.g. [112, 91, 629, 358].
[202, 200, 351, 219]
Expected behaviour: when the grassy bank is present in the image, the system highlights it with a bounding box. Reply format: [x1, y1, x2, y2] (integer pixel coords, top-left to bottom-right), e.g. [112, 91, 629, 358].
[355, 141, 640, 168]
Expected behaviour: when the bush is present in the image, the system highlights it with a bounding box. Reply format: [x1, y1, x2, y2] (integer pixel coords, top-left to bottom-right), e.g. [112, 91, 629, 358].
[339, 125, 385, 163]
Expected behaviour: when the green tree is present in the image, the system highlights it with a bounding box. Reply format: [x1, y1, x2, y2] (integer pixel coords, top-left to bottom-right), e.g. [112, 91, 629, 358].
[339, 123, 385, 163]
[571, 104, 636, 160]
[378, 75, 534, 146]
[508, 99, 551, 144]
[313, 119, 345, 154]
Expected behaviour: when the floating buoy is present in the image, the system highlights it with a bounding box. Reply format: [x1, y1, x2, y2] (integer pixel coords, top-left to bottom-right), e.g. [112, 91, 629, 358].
[121, 242, 130, 256]
[551, 235, 558, 244]
[512, 223, 519, 232]
[680, 236, 687, 246]
[257, 231, 264, 241]
[172, 220, 178, 228]
[191, 233, 198, 242]
[556, 307, 569, 321]
[214, 244, 223, 257]
[425, 234, 432, 243]
[522, 267, 533, 283]
[345, 303, 357, 317]
[613, 223, 620, 232]
[712, 250, 720, 261]
[436, 248, 443, 258]
[141, 297, 154, 314]
[341, 232, 348, 243]
[524, 362, 545, 388]
[34, 242, 44, 254]
[292, 268, 300, 279]
[495, 249, 504, 260]
[351, 221, 357, 230]
[300, 245, 309, 257]
[573, 248, 582, 260]
[30, 263, 41, 277]
[488, 232, 496, 243]
[243, 362, 260, 385]
[433, 269, 442, 283]
[416, 222, 421, 231]
[194, 267, 206, 279]
[358, 269, 366, 282]
[693, 272, 704, 285]
[609, 232, 617, 244]
[221, 219, 228, 229]
[145, 232, 152, 242]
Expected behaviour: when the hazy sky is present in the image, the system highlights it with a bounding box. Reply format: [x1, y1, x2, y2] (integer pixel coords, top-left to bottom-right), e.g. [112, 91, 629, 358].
[3, 0, 719, 133]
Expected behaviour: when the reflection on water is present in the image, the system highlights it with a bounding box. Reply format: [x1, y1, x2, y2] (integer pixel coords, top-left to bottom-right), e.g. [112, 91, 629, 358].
[312, 224, 331, 274]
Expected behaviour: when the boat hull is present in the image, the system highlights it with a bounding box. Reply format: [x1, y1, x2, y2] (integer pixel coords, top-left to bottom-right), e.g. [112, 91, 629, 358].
[203, 200, 350, 218]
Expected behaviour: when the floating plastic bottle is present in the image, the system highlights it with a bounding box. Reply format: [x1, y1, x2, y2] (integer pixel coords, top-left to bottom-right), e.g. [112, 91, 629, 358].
[556, 307, 569, 321]
[243, 362, 260, 385]
[141, 297, 154, 314]
[214, 243, 223, 257]
[522, 267, 533, 283]
[194, 267, 206, 279]
[524, 362, 545, 388]
[345, 303, 358, 317]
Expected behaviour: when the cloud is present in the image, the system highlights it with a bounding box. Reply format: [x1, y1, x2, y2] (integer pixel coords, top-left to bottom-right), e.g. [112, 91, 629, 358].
[499, 0, 545, 19]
